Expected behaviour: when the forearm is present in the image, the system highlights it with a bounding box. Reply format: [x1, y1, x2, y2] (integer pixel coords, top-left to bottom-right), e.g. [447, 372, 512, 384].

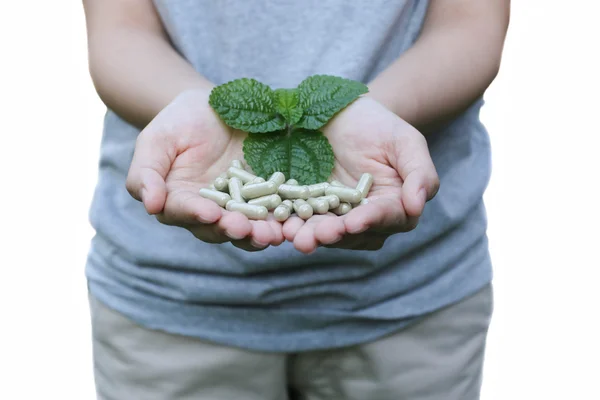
[368, 0, 510, 132]
[83, 0, 213, 128]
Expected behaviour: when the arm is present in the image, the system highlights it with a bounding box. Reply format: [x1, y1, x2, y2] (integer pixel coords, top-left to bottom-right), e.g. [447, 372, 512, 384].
[82, 0, 213, 128]
[367, 0, 510, 132]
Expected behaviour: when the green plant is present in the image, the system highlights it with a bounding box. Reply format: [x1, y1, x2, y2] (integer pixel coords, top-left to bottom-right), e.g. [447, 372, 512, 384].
[208, 75, 368, 185]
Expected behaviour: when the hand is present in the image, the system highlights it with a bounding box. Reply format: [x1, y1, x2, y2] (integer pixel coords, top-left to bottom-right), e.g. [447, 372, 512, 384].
[282, 97, 440, 253]
[125, 89, 284, 251]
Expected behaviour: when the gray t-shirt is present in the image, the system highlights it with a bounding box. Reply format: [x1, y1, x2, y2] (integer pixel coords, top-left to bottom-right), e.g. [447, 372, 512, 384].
[86, 0, 493, 352]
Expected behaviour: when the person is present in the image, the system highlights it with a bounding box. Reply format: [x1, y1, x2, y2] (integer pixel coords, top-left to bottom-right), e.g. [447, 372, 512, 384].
[82, 0, 509, 399]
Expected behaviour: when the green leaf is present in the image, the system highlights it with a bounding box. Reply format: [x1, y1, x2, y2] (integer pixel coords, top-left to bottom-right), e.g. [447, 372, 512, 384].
[209, 78, 286, 133]
[274, 88, 302, 125]
[296, 75, 369, 130]
[243, 128, 335, 185]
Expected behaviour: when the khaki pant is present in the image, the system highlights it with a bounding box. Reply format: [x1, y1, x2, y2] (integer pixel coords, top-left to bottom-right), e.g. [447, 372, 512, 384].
[90, 285, 492, 400]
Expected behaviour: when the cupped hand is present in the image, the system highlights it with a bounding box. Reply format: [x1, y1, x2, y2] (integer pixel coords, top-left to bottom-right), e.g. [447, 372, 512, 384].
[282, 97, 440, 253]
[125, 89, 284, 251]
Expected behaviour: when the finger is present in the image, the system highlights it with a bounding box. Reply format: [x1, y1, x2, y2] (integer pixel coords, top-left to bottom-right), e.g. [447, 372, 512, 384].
[180, 210, 252, 244]
[343, 198, 418, 235]
[313, 215, 346, 245]
[158, 190, 222, 225]
[293, 220, 320, 254]
[187, 224, 230, 244]
[282, 216, 305, 242]
[250, 220, 275, 249]
[218, 211, 253, 240]
[392, 133, 440, 217]
[126, 129, 177, 215]
[265, 217, 285, 246]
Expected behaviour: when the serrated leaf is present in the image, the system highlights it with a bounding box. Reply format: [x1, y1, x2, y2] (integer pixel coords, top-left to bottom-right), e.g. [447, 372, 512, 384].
[243, 128, 335, 185]
[296, 75, 369, 130]
[274, 88, 302, 125]
[209, 78, 286, 133]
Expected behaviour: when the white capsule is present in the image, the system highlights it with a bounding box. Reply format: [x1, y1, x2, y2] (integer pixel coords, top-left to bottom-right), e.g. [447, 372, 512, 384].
[227, 166, 256, 183]
[273, 203, 292, 222]
[199, 188, 232, 207]
[230, 159, 243, 169]
[228, 177, 244, 202]
[208, 184, 216, 190]
[278, 184, 310, 200]
[307, 182, 330, 197]
[325, 186, 362, 204]
[241, 180, 278, 199]
[282, 200, 293, 209]
[329, 180, 346, 187]
[225, 200, 268, 220]
[247, 176, 266, 184]
[306, 198, 329, 214]
[318, 194, 340, 210]
[293, 199, 314, 220]
[285, 179, 299, 185]
[268, 172, 286, 186]
[214, 176, 229, 192]
[356, 173, 374, 199]
[248, 194, 282, 210]
[332, 202, 352, 215]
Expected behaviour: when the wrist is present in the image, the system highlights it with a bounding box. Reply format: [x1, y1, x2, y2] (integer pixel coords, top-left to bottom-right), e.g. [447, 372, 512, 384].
[365, 82, 421, 128]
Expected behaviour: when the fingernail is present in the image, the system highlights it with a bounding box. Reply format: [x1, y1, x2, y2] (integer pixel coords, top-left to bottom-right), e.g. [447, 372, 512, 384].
[251, 239, 268, 248]
[225, 231, 245, 240]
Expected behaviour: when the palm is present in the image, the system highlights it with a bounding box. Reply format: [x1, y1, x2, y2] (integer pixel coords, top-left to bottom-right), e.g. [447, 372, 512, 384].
[283, 97, 438, 253]
[128, 89, 284, 250]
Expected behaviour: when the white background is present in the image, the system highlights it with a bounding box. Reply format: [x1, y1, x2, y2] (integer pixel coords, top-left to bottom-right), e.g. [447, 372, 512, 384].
[1, 1, 599, 399]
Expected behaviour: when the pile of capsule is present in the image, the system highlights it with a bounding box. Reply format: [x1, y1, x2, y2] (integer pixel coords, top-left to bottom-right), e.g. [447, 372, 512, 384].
[198, 160, 373, 221]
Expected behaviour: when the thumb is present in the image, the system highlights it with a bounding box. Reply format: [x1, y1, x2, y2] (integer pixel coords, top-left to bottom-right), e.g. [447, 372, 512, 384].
[401, 169, 439, 218]
[393, 134, 440, 218]
[126, 130, 175, 215]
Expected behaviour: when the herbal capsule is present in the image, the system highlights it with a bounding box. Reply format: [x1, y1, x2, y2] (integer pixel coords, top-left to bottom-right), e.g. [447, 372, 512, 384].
[306, 198, 329, 214]
[356, 173, 374, 199]
[285, 179, 299, 185]
[318, 194, 340, 210]
[208, 184, 216, 190]
[330, 180, 346, 187]
[228, 177, 244, 203]
[332, 202, 352, 215]
[325, 186, 362, 204]
[282, 200, 293, 209]
[278, 184, 310, 200]
[225, 200, 268, 220]
[273, 203, 292, 222]
[293, 199, 314, 220]
[198, 188, 232, 207]
[241, 180, 278, 200]
[248, 194, 282, 210]
[227, 166, 256, 183]
[219, 172, 228, 179]
[307, 182, 330, 197]
[230, 159, 243, 169]
[214, 176, 229, 192]
[351, 197, 370, 208]
[248, 177, 266, 184]
[268, 172, 286, 186]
